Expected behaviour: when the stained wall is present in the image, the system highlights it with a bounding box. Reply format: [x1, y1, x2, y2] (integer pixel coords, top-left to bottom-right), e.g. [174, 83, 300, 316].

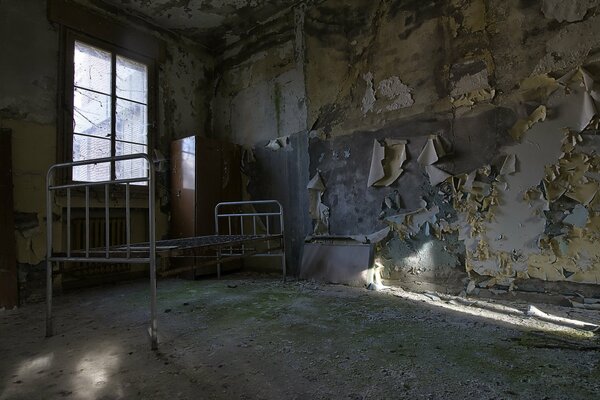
[0, 0, 214, 302]
[212, 0, 600, 290]
[4, 0, 600, 299]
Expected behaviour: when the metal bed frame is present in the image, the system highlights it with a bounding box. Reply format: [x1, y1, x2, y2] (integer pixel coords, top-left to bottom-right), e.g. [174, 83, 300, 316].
[45, 154, 285, 350]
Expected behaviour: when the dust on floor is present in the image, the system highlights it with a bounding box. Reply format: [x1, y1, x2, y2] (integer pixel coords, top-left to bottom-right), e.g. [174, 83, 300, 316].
[0, 274, 599, 400]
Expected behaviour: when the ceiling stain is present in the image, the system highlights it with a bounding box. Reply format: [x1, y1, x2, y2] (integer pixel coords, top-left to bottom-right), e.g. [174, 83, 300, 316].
[98, 0, 302, 49]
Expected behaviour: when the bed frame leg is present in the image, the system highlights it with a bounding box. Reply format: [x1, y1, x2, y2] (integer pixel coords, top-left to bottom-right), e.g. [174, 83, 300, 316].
[281, 247, 286, 283]
[45, 259, 53, 337]
[149, 266, 158, 351]
[217, 252, 221, 280]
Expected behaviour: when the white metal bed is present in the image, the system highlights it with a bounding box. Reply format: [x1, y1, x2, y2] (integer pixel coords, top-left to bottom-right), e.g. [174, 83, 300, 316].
[45, 153, 285, 350]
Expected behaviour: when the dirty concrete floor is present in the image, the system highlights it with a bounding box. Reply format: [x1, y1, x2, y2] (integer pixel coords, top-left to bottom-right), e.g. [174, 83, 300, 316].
[1, 274, 599, 400]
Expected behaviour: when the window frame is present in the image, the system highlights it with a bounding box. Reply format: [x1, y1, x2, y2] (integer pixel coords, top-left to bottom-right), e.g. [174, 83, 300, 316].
[61, 29, 157, 188]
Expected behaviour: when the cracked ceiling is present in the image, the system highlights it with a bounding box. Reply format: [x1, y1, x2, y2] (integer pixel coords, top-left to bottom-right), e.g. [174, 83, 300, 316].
[96, 0, 303, 49]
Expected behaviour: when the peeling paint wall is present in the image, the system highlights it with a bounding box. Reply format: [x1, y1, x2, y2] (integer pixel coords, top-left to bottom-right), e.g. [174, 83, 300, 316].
[0, 0, 214, 302]
[302, 0, 600, 290]
[211, 0, 600, 291]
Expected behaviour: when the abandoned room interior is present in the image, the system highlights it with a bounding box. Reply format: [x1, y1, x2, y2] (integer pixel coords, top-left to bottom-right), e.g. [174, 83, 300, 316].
[2, 0, 600, 398]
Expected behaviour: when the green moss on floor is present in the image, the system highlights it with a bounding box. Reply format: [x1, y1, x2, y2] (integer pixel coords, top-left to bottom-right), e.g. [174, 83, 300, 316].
[146, 277, 600, 398]
[3, 276, 598, 399]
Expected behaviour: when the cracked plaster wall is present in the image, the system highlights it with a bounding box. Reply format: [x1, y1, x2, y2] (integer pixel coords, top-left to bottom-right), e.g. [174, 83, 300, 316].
[213, 0, 600, 290]
[1, 0, 213, 302]
[304, 0, 600, 289]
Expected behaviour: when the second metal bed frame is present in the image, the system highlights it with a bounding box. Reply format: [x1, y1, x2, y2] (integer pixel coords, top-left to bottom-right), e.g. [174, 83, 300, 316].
[45, 154, 285, 350]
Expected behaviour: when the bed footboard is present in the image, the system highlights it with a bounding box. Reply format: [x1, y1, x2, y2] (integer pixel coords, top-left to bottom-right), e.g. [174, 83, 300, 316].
[45, 154, 158, 349]
[214, 200, 286, 280]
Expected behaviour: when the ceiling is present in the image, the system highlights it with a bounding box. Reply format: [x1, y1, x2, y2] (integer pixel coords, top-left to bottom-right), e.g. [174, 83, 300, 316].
[98, 0, 301, 49]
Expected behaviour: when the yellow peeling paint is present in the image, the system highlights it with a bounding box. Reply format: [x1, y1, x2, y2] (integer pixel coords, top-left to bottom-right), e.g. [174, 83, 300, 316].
[528, 234, 600, 284]
[509, 105, 546, 141]
[451, 88, 495, 108]
[518, 74, 559, 102]
[523, 123, 600, 284]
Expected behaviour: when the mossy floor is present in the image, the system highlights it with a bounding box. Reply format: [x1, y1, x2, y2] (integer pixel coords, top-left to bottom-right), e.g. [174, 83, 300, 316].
[1, 274, 599, 399]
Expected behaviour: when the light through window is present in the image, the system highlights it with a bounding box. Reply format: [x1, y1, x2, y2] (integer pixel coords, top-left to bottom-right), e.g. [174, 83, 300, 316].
[72, 41, 149, 185]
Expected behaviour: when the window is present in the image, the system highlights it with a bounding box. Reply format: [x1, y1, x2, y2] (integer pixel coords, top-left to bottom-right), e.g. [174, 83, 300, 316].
[70, 39, 151, 185]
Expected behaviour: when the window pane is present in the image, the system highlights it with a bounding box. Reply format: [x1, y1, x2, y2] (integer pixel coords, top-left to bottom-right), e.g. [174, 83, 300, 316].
[72, 134, 111, 182]
[74, 41, 111, 94]
[116, 99, 147, 145]
[73, 88, 111, 137]
[116, 56, 147, 104]
[116, 141, 148, 185]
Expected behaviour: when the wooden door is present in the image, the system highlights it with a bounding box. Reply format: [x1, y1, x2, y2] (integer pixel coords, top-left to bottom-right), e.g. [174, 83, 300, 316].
[170, 136, 196, 238]
[0, 129, 18, 308]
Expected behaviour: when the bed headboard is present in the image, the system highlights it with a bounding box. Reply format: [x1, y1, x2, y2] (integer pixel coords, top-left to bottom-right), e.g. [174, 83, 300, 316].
[214, 200, 284, 237]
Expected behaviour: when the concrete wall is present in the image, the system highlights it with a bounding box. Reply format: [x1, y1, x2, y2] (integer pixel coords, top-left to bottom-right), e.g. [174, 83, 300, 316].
[212, 0, 600, 292]
[0, 0, 214, 302]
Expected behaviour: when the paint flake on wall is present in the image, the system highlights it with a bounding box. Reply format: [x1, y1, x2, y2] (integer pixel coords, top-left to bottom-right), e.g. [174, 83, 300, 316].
[509, 105, 547, 141]
[417, 135, 446, 166]
[425, 165, 452, 186]
[367, 139, 408, 187]
[307, 172, 329, 235]
[385, 204, 440, 238]
[449, 60, 495, 107]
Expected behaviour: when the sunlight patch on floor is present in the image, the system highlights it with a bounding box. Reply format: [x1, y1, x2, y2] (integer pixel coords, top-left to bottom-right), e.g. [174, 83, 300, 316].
[384, 286, 596, 339]
[71, 344, 123, 400]
[0, 353, 55, 399]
